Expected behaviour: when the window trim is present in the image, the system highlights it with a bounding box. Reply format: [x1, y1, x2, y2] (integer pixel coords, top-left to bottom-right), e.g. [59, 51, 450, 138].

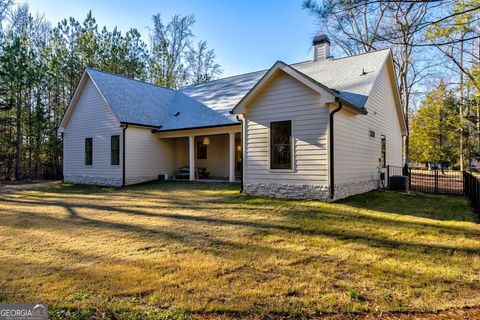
[85, 137, 93, 166]
[196, 141, 207, 160]
[380, 135, 386, 168]
[268, 120, 295, 172]
[111, 135, 120, 165]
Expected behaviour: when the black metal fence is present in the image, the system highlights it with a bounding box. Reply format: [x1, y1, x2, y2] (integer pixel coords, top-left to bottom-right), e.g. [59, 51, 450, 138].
[410, 169, 464, 195]
[387, 165, 480, 213]
[387, 166, 464, 195]
[464, 171, 480, 213]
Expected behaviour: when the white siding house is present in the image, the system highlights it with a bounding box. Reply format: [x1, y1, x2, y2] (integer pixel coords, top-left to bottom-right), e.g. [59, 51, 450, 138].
[125, 126, 175, 185]
[242, 72, 331, 199]
[333, 58, 404, 198]
[59, 34, 406, 200]
[62, 78, 123, 186]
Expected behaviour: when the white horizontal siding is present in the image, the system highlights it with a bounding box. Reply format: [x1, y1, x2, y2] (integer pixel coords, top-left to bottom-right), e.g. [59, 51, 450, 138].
[173, 137, 189, 171]
[63, 78, 122, 180]
[334, 63, 403, 184]
[244, 72, 329, 185]
[125, 126, 175, 184]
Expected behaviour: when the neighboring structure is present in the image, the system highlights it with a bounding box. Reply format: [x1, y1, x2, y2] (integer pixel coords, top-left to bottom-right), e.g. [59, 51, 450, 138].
[59, 35, 406, 200]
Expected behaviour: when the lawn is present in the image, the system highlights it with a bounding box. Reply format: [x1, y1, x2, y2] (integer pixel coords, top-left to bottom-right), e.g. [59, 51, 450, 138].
[0, 181, 479, 319]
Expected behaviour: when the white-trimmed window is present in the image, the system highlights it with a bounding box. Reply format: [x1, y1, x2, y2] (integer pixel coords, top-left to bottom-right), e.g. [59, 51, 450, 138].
[270, 120, 292, 170]
[85, 138, 93, 165]
[111, 135, 120, 165]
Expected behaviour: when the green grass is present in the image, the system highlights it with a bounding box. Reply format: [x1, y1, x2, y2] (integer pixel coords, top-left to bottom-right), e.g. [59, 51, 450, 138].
[0, 181, 479, 319]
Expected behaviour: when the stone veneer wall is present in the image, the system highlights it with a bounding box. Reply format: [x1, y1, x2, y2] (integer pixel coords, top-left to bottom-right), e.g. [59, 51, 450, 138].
[64, 175, 160, 186]
[244, 183, 330, 200]
[125, 176, 158, 186]
[64, 175, 122, 187]
[244, 180, 380, 201]
[332, 180, 380, 201]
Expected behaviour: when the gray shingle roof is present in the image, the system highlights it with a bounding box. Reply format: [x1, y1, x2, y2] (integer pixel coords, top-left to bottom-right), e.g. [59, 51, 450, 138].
[181, 49, 390, 114]
[292, 49, 390, 108]
[180, 70, 266, 121]
[85, 49, 390, 131]
[86, 68, 235, 130]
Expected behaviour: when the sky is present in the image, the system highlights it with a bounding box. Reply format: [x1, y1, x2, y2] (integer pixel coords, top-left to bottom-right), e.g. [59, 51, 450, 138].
[25, 0, 320, 77]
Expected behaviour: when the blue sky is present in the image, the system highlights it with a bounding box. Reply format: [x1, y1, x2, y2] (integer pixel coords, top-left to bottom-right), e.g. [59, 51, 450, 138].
[25, 0, 320, 77]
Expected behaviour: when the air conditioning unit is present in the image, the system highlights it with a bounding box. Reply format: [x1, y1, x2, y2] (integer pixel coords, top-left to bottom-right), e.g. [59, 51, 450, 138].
[158, 174, 168, 181]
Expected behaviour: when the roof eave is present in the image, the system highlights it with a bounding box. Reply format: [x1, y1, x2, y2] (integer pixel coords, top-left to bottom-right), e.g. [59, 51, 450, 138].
[152, 122, 240, 133]
[120, 121, 162, 129]
[232, 61, 341, 115]
[336, 97, 368, 115]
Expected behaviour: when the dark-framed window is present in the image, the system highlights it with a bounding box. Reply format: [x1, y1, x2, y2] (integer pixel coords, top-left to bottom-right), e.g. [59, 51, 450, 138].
[270, 120, 292, 170]
[381, 135, 386, 168]
[197, 141, 207, 159]
[85, 138, 93, 165]
[111, 135, 120, 165]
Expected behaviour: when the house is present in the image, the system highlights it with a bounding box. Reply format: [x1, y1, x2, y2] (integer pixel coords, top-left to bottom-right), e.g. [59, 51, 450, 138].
[58, 35, 407, 200]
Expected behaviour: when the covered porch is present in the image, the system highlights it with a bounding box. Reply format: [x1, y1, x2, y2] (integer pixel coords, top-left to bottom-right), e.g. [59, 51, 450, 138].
[154, 124, 242, 182]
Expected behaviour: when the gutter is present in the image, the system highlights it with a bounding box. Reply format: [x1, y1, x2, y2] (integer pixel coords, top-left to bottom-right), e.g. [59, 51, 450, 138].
[152, 122, 239, 133]
[329, 99, 343, 200]
[122, 124, 128, 187]
[120, 122, 160, 129]
[336, 97, 367, 115]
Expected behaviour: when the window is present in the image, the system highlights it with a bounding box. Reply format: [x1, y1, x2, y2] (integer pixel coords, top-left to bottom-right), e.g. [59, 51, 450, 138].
[197, 141, 207, 159]
[270, 120, 292, 170]
[381, 135, 386, 168]
[369, 130, 376, 138]
[85, 138, 93, 165]
[111, 135, 120, 165]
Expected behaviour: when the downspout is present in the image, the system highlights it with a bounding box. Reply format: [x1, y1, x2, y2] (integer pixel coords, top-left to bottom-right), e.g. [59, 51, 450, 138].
[122, 124, 128, 187]
[329, 99, 343, 200]
[237, 116, 244, 193]
[60, 132, 64, 183]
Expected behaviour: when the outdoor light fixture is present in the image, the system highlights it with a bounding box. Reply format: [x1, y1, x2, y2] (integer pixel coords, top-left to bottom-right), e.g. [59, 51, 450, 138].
[237, 145, 241, 152]
[203, 137, 210, 145]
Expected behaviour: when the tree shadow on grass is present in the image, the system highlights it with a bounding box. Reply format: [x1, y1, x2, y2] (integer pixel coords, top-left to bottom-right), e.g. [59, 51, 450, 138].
[41, 180, 240, 195]
[4, 204, 478, 316]
[3, 205, 477, 292]
[3, 195, 480, 256]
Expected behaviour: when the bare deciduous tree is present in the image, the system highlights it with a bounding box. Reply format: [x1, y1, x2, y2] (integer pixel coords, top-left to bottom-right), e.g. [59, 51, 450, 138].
[303, 0, 388, 55]
[149, 14, 195, 88]
[185, 40, 222, 85]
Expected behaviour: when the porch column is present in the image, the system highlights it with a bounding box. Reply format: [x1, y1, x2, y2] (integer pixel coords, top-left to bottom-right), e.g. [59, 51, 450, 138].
[229, 132, 235, 182]
[189, 135, 195, 181]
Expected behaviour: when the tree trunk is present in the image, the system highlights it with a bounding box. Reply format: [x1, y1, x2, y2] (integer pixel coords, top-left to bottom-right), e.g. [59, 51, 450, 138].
[459, 36, 464, 171]
[400, 43, 410, 168]
[477, 39, 480, 162]
[34, 91, 41, 180]
[14, 87, 22, 180]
